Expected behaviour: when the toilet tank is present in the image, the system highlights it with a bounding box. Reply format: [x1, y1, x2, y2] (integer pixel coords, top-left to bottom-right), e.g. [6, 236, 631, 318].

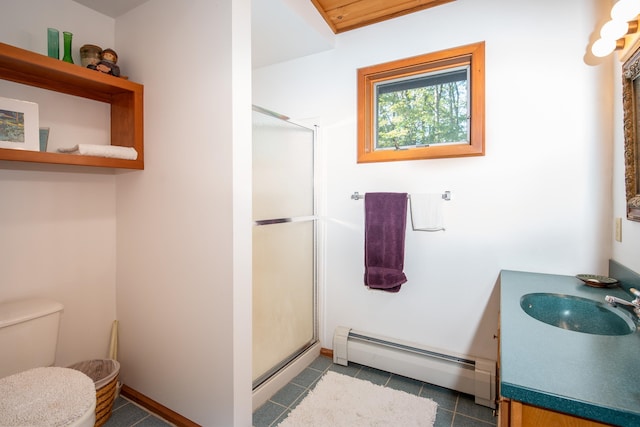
[0, 298, 64, 379]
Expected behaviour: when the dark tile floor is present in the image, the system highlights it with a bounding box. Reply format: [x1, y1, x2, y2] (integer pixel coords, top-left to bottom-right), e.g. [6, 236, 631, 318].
[103, 395, 174, 427]
[102, 355, 496, 427]
[253, 355, 497, 427]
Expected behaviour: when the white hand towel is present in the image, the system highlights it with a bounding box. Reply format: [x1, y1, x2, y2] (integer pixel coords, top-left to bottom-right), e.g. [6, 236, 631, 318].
[58, 144, 138, 160]
[410, 193, 445, 231]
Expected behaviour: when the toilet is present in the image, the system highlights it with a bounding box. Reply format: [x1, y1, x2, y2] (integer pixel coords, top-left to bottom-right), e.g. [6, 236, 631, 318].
[0, 298, 96, 427]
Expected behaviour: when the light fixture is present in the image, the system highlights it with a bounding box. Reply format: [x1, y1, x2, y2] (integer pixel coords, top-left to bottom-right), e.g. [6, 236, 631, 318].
[592, 38, 625, 57]
[601, 19, 637, 40]
[591, 0, 640, 58]
[612, 0, 640, 21]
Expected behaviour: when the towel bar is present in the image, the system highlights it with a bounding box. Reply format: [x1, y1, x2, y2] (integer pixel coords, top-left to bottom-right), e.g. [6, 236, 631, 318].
[351, 191, 451, 201]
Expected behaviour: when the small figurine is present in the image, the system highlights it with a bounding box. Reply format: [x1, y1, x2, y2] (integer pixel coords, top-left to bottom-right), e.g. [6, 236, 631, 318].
[88, 48, 120, 77]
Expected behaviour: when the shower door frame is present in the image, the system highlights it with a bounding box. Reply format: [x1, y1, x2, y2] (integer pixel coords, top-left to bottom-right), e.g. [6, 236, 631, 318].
[251, 105, 319, 390]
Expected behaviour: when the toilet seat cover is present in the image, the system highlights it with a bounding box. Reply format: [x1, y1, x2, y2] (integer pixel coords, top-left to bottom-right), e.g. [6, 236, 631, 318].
[0, 367, 96, 427]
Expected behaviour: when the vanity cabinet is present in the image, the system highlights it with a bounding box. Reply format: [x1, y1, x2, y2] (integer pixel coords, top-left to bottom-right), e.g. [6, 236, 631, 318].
[495, 272, 624, 427]
[500, 399, 611, 427]
[498, 329, 612, 427]
[0, 42, 143, 169]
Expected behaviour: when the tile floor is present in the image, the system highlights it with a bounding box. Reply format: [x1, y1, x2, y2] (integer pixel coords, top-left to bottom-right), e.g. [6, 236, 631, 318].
[103, 396, 175, 427]
[253, 355, 497, 427]
[103, 355, 497, 427]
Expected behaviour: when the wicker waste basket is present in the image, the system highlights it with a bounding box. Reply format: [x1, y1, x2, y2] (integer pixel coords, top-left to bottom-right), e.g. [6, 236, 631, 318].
[67, 359, 120, 427]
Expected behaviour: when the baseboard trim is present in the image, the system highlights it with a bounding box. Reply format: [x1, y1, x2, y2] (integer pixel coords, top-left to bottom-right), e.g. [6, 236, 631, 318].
[121, 349, 335, 426]
[120, 384, 200, 427]
[320, 347, 333, 359]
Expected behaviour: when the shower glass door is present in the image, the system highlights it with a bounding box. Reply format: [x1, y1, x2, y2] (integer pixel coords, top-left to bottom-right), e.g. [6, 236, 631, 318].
[252, 106, 317, 388]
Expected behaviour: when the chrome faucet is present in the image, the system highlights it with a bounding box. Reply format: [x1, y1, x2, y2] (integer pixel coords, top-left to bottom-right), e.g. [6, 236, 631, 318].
[605, 288, 640, 318]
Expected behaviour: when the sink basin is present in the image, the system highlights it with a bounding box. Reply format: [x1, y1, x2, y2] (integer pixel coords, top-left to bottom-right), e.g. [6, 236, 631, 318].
[520, 293, 636, 335]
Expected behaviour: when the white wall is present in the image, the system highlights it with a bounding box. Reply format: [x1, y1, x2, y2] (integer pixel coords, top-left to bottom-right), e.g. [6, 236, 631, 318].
[0, 0, 117, 368]
[113, 1, 252, 425]
[4, 0, 633, 425]
[1, 1, 253, 425]
[253, 0, 611, 361]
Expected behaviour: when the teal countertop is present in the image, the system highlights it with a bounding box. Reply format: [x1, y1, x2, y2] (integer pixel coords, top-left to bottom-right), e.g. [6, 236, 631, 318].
[500, 270, 640, 426]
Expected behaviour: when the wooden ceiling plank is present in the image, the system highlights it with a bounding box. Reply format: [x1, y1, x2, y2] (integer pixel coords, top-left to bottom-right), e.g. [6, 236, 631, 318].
[310, 0, 339, 33]
[333, 0, 454, 32]
[311, 0, 455, 34]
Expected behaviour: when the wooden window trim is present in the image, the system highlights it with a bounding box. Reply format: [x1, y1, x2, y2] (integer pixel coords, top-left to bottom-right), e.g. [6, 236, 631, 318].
[357, 42, 485, 163]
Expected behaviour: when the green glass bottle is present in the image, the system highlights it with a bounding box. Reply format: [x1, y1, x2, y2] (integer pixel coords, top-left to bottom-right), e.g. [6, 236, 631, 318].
[47, 28, 59, 59]
[62, 31, 74, 64]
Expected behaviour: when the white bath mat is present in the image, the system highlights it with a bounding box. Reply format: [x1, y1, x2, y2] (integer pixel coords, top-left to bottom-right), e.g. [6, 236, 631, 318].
[277, 371, 438, 427]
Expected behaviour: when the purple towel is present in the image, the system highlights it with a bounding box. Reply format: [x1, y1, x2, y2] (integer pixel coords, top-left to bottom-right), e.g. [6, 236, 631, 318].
[364, 192, 408, 293]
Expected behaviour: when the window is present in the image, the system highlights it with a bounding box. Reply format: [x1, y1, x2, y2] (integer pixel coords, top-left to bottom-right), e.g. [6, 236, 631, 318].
[357, 42, 485, 163]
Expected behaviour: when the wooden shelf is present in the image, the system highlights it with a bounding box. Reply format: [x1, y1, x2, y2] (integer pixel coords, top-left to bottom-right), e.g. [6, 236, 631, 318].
[0, 42, 144, 170]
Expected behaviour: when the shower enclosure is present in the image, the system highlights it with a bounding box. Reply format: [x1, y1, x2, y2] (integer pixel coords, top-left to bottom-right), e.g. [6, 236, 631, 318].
[252, 106, 318, 393]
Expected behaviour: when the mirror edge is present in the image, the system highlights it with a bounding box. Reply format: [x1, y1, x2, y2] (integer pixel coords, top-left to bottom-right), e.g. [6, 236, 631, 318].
[622, 48, 640, 221]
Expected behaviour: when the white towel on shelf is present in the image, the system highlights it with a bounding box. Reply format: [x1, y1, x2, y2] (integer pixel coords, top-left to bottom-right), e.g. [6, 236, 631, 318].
[58, 144, 138, 160]
[410, 193, 445, 231]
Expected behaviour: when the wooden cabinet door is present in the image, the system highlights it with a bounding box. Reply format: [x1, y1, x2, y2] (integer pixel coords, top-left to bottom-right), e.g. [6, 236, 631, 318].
[509, 401, 612, 427]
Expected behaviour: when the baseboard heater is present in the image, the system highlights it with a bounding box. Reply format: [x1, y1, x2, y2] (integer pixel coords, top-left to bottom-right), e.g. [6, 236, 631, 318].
[333, 326, 496, 408]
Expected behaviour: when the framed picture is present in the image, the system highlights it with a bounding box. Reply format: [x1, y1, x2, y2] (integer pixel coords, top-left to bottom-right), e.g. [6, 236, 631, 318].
[0, 97, 39, 151]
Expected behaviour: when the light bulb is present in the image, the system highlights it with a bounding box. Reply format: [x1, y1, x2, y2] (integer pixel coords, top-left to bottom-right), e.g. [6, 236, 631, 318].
[592, 38, 616, 57]
[611, 0, 640, 22]
[601, 20, 629, 40]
